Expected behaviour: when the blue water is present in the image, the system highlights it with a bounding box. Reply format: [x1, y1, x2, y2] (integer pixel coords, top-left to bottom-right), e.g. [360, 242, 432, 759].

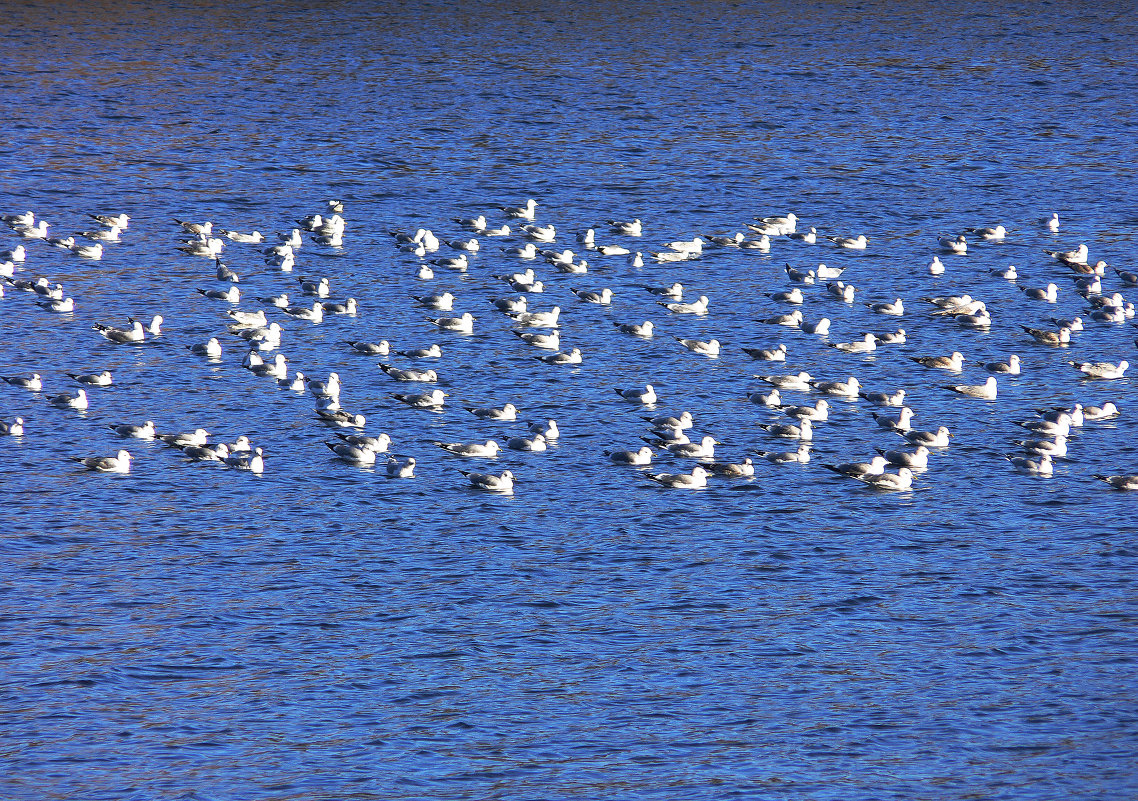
[2, 2, 1137, 798]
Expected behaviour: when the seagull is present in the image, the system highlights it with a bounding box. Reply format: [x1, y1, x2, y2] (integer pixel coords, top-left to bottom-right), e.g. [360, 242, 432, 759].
[224, 447, 264, 473]
[396, 345, 442, 359]
[615, 384, 657, 404]
[198, 286, 240, 303]
[666, 436, 718, 458]
[938, 234, 967, 253]
[428, 313, 475, 334]
[990, 264, 1017, 280]
[873, 407, 915, 432]
[460, 469, 514, 492]
[943, 376, 997, 400]
[984, 355, 1021, 374]
[522, 223, 556, 242]
[1069, 360, 1128, 379]
[537, 348, 583, 365]
[767, 288, 804, 304]
[413, 291, 455, 310]
[610, 219, 642, 236]
[606, 446, 655, 465]
[854, 467, 914, 491]
[964, 224, 1007, 241]
[315, 409, 366, 427]
[326, 441, 378, 466]
[875, 445, 930, 469]
[759, 419, 812, 440]
[859, 388, 906, 406]
[910, 352, 964, 371]
[810, 376, 860, 397]
[800, 317, 831, 335]
[1082, 402, 1120, 420]
[742, 344, 787, 361]
[67, 370, 112, 386]
[828, 234, 868, 250]
[385, 456, 416, 478]
[158, 428, 209, 447]
[783, 265, 814, 283]
[748, 389, 782, 406]
[781, 399, 829, 421]
[528, 419, 559, 439]
[182, 442, 231, 462]
[392, 389, 447, 409]
[512, 329, 560, 350]
[701, 458, 756, 477]
[299, 277, 330, 297]
[826, 281, 856, 302]
[73, 449, 132, 473]
[644, 411, 693, 430]
[659, 295, 709, 315]
[1021, 325, 1071, 345]
[570, 287, 613, 305]
[1019, 283, 1058, 302]
[94, 320, 145, 343]
[1, 373, 42, 391]
[507, 433, 547, 452]
[867, 298, 904, 316]
[335, 432, 392, 453]
[491, 295, 527, 314]
[613, 320, 654, 337]
[378, 364, 437, 382]
[446, 237, 480, 252]
[344, 340, 390, 356]
[1017, 434, 1068, 457]
[48, 388, 89, 409]
[228, 308, 268, 327]
[0, 417, 24, 436]
[822, 456, 887, 478]
[762, 310, 803, 327]
[645, 465, 708, 489]
[282, 300, 324, 322]
[830, 333, 877, 354]
[1094, 474, 1138, 490]
[500, 198, 537, 220]
[466, 403, 518, 421]
[1007, 453, 1053, 476]
[900, 426, 952, 447]
[675, 337, 720, 357]
[222, 229, 263, 244]
[35, 296, 74, 313]
[1044, 243, 1088, 265]
[1046, 213, 1060, 232]
[754, 444, 812, 464]
[757, 372, 811, 391]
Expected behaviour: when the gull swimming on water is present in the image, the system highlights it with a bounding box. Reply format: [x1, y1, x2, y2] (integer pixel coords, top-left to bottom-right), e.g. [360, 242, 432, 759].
[943, 376, 998, 400]
[1069, 360, 1128, 379]
[911, 352, 964, 371]
[2, 373, 42, 390]
[460, 469, 514, 492]
[73, 449, 132, 473]
[1094, 474, 1138, 490]
[392, 389, 447, 409]
[467, 403, 518, 421]
[660, 295, 709, 315]
[875, 445, 930, 469]
[48, 388, 89, 409]
[822, 455, 887, 478]
[645, 465, 708, 489]
[754, 444, 811, 464]
[507, 433, 547, 452]
[984, 355, 1021, 374]
[385, 456, 416, 478]
[1007, 453, 1053, 476]
[616, 384, 657, 404]
[613, 320, 654, 337]
[854, 467, 914, 491]
[859, 388, 906, 406]
[676, 337, 720, 357]
[900, 426, 952, 447]
[742, 344, 787, 361]
[606, 446, 655, 465]
[67, 370, 112, 386]
[0, 417, 24, 436]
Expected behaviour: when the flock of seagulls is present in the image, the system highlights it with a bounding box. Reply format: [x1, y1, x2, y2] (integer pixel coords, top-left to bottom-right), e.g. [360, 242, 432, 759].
[1, 199, 1135, 494]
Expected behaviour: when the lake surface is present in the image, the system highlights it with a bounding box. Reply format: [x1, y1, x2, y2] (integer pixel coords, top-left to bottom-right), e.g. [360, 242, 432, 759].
[2, 2, 1136, 798]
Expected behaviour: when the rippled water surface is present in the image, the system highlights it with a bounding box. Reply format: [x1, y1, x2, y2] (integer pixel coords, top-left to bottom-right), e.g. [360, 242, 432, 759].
[2, 2, 1137, 799]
